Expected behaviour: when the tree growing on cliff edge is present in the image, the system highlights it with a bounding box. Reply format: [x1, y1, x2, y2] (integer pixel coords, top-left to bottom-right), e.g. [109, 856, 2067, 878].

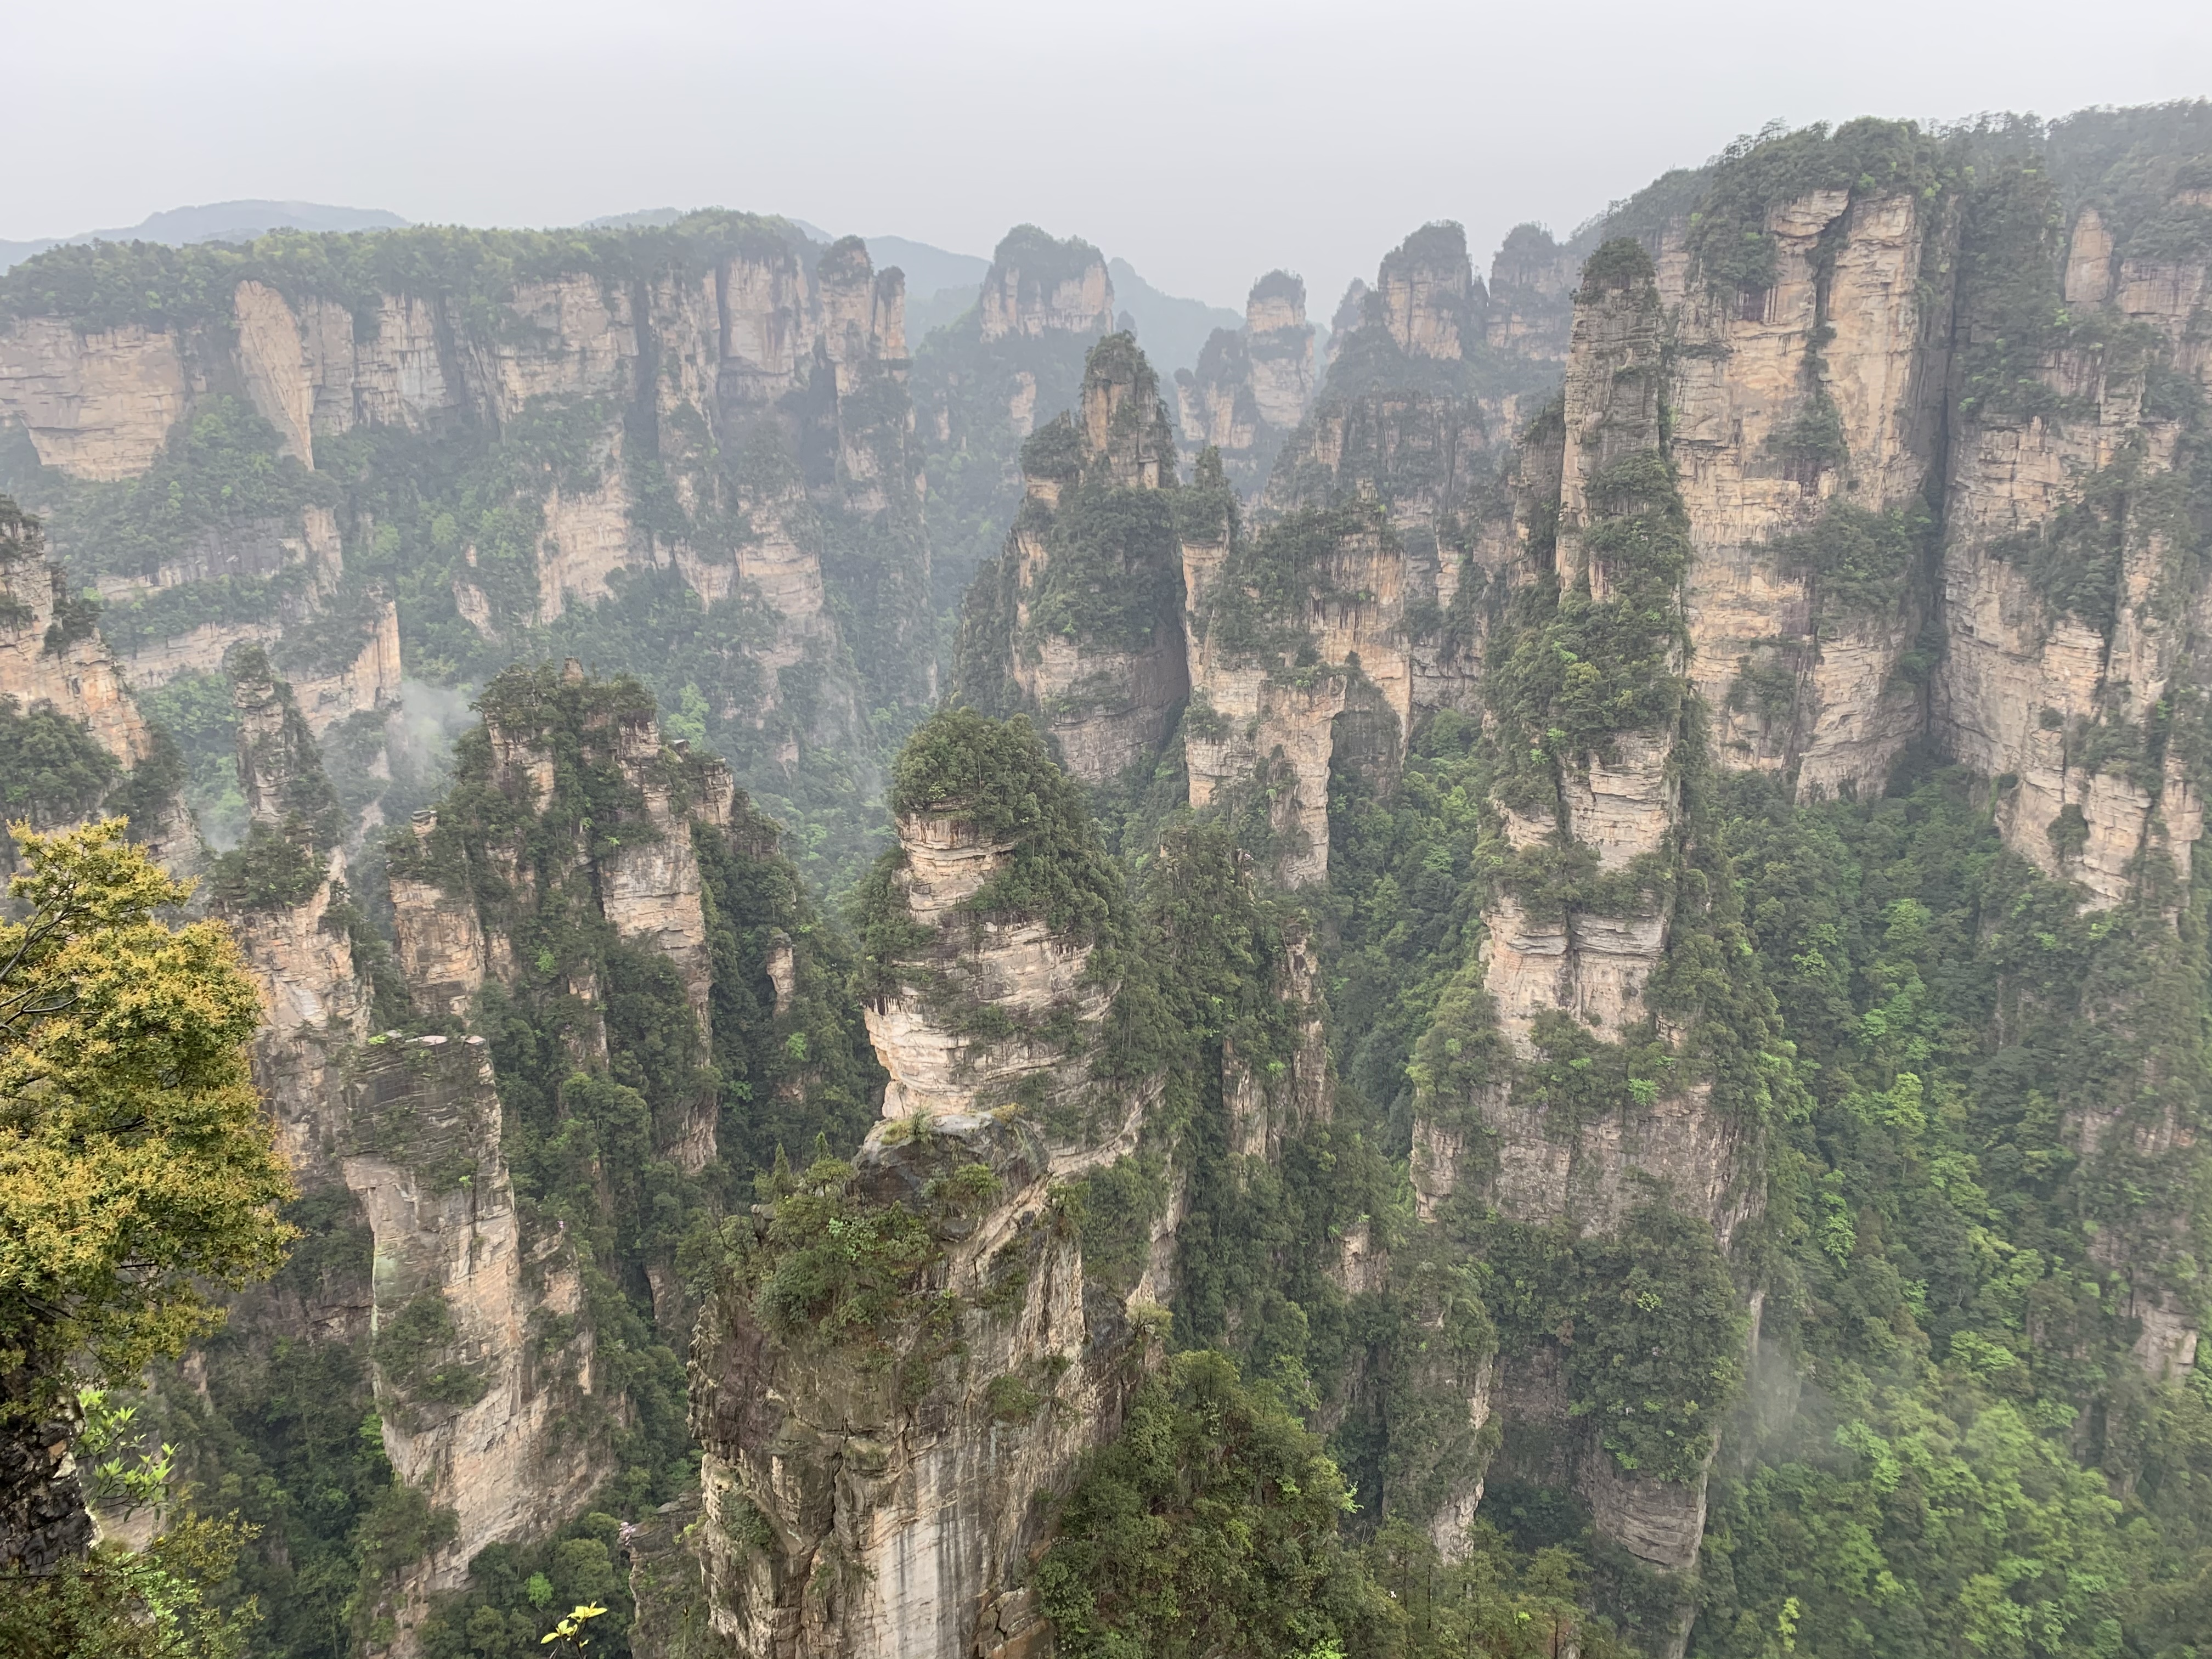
[0, 819, 291, 1598]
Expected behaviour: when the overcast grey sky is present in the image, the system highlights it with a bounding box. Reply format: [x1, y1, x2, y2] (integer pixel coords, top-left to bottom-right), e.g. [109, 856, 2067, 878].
[10, 0, 2209, 311]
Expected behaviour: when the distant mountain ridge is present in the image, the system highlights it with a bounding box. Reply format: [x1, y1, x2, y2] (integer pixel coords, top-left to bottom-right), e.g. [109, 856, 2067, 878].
[2, 200, 1235, 377]
[0, 199, 409, 272]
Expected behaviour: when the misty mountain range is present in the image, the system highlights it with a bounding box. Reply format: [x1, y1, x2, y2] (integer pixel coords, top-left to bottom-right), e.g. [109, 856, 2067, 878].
[1, 199, 1243, 374]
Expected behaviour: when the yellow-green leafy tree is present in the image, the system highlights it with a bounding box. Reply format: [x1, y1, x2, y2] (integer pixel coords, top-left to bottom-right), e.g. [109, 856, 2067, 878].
[0, 820, 294, 1654]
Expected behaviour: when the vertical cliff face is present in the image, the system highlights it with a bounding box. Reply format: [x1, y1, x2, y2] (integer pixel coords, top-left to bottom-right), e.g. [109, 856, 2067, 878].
[860, 800, 1113, 1126]
[1936, 173, 2211, 909]
[217, 649, 369, 1185]
[691, 712, 1154, 1659]
[1652, 184, 1951, 797]
[952, 335, 1190, 786]
[340, 1036, 605, 1655]
[1584, 124, 2211, 919]
[691, 1113, 1140, 1659]
[191, 649, 612, 1658]
[0, 317, 189, 481]
[0, 500, 148, 765]
[0, 216, 940, 891]
[1322, 223, 1483, 398]
[1404, 242, 1770, 1617]
[1173, 271, 1316, 496]
[1461, 249, 1689, 1124]
[913, 226, 1115, 615]
[1180, 486, 1412, 887]
[1484, 223, 1578, 425]
[386, 663, 730, 1164]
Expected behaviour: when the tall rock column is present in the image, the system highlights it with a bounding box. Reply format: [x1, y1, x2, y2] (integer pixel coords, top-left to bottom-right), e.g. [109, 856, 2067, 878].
[1665, 183, 1953, 795]
[215, 647, 369, 1186]
[386, 663, 730, 1169]
[341, 1036, 603, 1657]
[1173, 270, 1316, 496]
[691, 711, 1158, 1659]
[952, 335, 1190, 786]
[1418, 242, 1779, 1626]
[202, 651, 612, 1658]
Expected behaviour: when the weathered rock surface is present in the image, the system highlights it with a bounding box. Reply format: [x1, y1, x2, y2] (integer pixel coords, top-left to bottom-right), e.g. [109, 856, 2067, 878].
[1935, 194, 2211, 907]
[692, 746, 1152, 1659]
[692, 1113, 1142, 1659]
[1656, 189, 1948, 794]
[979, 229, 1114, 345]
[0, 317, 190, 480]
[862, 802, 1115, 1127]
[0, 517, 149, 765]
[1174, 271, 1315, 496]
[388, 666, 735, 1166]
[957, 335, 1189, 785]
[341, 1036, 605, 1656]
[0, 222, 938, 784]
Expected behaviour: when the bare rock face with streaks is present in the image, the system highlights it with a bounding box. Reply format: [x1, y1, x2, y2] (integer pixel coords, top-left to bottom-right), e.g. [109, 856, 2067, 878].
[862, 804, 1112, 1125]
[691, 1111, 1142, 1659]
[979, 226, 1115, 345]
[339, 1036, 606, 1658]
[1650, 188, 1949, 795]
[1936, 188, 2212, 908]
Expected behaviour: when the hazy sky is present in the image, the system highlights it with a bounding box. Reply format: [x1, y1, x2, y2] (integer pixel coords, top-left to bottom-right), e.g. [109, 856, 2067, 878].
[10, 0, 2209, 311]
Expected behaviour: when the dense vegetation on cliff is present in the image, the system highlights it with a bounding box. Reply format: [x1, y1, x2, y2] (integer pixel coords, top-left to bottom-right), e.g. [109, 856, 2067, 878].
[10, 93, 2212, 1659]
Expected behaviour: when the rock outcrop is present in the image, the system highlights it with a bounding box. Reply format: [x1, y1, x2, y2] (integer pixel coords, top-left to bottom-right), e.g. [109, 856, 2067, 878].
[977, 227, 1115, 346]
[1936, 182, 2211, 908]
[0, 218, 940, 849]
[0, 317, 189, 481]
[913, 225, 1116, 611]
[1173, 271, 1315, 496]
[0, 501, 148, 765]
[953, 335, 1190, 786]
[190, 650, 608, 1657]
[340, 1035, 604, 1654]
[691, 1111, 1142, 1659]
[1570, 134, 2211, 916]
[387, 664, 731, 1166]
[1651, 186, 1949, 797]
[1409, 243, 1760, 1618]
[690, 713, 1153, 1659]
